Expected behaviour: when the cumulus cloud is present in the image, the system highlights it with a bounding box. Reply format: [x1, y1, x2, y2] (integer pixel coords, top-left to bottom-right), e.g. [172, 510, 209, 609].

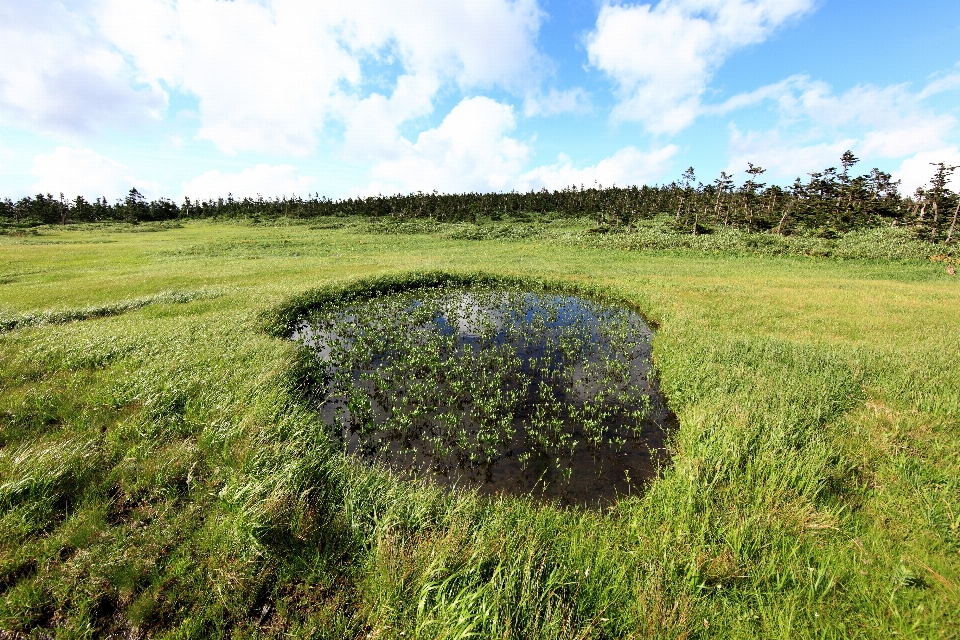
[1, 0, 544, 155]
[333, 0, 544, 90]
[181, 164, 316, 200]
[339, 73, 441, 162]
[94, 0, 544, 155]
[725, 127, 855, 182]
[366, 97, 531, 194]
[516, 146, 678, 191]
[893, 148, 960, 195]
[364, 95, 676, 194]
[31, 147, 157, 201]
[719, 75, 959, 183]
[0, 1, 164, 136]
[586, 0, 813, 134]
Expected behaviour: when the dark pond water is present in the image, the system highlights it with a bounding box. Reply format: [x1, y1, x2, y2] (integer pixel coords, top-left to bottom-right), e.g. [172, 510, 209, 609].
[293, 289, 673, 508]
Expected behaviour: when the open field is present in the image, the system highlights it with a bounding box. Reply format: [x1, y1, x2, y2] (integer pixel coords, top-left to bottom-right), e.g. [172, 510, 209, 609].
[1, 220, 959, 638]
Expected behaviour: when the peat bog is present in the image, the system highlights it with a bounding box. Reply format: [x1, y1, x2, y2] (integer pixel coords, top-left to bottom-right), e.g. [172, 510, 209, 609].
[293, 286, 673, 507]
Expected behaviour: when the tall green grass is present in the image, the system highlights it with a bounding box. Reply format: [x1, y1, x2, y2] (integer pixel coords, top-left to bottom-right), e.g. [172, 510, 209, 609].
[0, 221, 957, 638]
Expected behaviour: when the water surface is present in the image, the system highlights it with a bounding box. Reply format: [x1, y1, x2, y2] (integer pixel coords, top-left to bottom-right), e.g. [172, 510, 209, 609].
[294, 289, 673, 507]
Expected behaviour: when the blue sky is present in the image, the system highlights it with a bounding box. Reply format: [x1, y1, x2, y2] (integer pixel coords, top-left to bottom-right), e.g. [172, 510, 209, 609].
[1, 0, 959, 202]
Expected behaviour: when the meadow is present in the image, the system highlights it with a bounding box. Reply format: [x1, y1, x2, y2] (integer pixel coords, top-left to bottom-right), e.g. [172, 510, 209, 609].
[1, 218, 958, 638]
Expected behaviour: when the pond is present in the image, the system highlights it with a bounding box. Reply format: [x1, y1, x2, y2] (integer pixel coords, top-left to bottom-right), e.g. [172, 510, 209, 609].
[293, 287, 673, 508]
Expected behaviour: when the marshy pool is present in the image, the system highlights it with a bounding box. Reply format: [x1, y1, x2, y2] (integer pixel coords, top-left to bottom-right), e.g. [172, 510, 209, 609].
[293, 288, 673, 507]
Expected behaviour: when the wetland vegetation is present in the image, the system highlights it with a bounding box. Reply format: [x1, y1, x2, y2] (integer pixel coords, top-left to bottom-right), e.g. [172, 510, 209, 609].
[291, 285, 670, 506]
[0, 219, 958, 638]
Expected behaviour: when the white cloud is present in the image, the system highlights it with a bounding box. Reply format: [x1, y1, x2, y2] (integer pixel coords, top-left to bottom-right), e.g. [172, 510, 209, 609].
[893, 148, 960, 195]
[333, 0, 544, 90]
[719, 75, 959, 183]
[776, 80, 953, 156]
[364, 94, 677, 194]
[523, 88, 592, 117]
[94, 0, 544, 156]
[31, 147, 156, 201]
[917, 66, 960, 100]
[586, 0, 813, 134]
[181, 164, 316, 200]
[0, 1, 164, 136]
[725, 127, 855, 182]
[339, 73, 441, 162]
[516, 145, 678, 191]
[366, 97, 530, 194]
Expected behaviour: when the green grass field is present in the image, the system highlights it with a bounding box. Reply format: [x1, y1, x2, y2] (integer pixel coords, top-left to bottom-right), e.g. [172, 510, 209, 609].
[1, 220, 958, 638]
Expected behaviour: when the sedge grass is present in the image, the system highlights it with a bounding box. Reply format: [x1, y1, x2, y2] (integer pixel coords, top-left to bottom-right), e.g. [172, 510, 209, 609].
[0, 219, 958, 638]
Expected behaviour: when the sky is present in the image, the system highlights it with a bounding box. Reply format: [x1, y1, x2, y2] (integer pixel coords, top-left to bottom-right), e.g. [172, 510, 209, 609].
[2, 0, 960, 202]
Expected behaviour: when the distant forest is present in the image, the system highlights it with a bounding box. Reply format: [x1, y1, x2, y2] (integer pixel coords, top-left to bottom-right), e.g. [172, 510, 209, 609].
[3, 152, 959, 242]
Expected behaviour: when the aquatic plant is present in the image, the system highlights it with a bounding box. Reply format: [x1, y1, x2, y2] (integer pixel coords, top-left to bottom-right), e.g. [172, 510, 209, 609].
[294, 287, 667, 504]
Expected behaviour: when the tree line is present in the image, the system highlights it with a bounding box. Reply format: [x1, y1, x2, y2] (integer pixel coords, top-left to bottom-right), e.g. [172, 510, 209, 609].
[3, 152, 959, 241]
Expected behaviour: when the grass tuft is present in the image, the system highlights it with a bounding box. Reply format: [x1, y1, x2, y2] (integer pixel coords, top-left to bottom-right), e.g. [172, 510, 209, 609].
[0, 289, 221, 333]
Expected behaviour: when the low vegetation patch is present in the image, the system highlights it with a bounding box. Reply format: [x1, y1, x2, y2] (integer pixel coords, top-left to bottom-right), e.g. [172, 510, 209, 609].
[0, 223, 957, 638]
